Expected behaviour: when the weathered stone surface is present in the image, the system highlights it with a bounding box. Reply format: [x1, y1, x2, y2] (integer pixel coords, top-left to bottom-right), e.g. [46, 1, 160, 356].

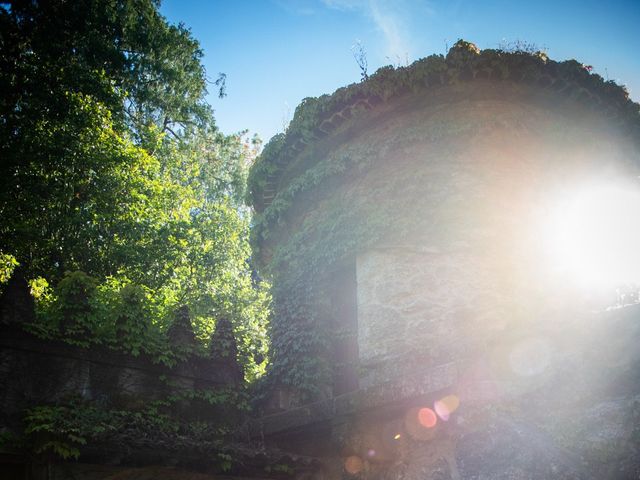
[256, 83, 639, 400]
[247, 303, 640, 479]
[244, 57, 640, 478]
[357, 248, 511, 386]
[0, 323, 238, 432]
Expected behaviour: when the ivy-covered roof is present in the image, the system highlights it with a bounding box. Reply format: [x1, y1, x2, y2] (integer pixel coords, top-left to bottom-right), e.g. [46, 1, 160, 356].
[247, 40, 640, 216]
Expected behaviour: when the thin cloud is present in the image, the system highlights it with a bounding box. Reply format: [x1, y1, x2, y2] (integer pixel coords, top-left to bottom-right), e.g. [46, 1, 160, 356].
[321, 0, 429, 61]
[368, 1, 407, 62]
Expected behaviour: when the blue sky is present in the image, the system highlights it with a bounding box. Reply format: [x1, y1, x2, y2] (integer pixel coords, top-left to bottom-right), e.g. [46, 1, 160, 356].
[160, 0, 640, 143]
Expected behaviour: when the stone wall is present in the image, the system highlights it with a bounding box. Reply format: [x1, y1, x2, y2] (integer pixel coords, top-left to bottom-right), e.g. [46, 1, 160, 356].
[245, 50, 640, 478]
[288, 85, 637, 391]
[0, 323, 236, 423]
[253, 303, 640, 479]
[0, 274, 249, 479]
[356, 248, 509, 388]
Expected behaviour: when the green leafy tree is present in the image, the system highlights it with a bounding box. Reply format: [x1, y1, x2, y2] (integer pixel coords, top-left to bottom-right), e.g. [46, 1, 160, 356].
[0, 0, 269, 379]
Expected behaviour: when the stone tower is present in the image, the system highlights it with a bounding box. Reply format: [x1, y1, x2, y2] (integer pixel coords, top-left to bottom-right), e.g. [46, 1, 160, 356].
[247, 41, 640, 478]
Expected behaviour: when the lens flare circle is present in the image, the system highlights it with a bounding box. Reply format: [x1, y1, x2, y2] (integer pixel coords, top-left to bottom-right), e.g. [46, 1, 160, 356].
[434, 394, 460, 421]
[418, 407, 437, 428]
[404, 407, 437, 441]
[344, 455, 364, 475]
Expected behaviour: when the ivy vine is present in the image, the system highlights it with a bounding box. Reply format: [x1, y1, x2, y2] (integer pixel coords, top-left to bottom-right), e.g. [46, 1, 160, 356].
[248, 40, 640, 402]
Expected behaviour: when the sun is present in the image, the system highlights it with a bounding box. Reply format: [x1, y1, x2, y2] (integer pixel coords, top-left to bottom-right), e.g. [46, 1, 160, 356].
[540, 181, 640, 292]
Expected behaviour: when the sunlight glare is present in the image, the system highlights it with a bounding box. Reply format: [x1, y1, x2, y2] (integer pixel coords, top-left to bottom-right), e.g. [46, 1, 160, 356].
[542, 182, 640, 290]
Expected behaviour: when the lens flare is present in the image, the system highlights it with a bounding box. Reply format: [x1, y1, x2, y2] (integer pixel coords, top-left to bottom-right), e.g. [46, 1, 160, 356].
[344, 455, 363, 475]
[404, 407, 437, 441]
[540, 182, 640, 291]
[418, 407, 437, 428]
[434, 394, 460, 421]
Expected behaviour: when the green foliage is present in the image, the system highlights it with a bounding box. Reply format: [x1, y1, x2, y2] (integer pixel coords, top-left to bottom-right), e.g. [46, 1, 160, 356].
[155, 372, 250, 411]
[0, 252, 18, 286]
[0, 0, 210, 143]
[23, 396, 239, 465]
[115, 284, 151, 347]
[54, 271, 98, 343]
[248, 40, 640, 217]
[24, 270, 269, 373]
[0, 0, 270, 380]
[28, 276, 52, 302]
[1, 89, 203, 285]
[24, 400, 176, 460]
[24, 404, 87, 459]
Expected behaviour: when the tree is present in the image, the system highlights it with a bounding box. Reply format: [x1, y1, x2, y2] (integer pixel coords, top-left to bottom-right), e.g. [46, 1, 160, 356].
[0, 0, 269, 379]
